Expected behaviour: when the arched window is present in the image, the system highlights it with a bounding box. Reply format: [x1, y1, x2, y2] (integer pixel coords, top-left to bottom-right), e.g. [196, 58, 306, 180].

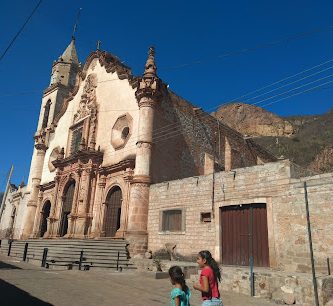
[42, 100, 51, 129]
[60, 181, 75, 237]
[104, 186, 122, 237]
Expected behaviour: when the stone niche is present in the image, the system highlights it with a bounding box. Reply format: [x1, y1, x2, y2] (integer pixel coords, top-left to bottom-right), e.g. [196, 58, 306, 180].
[111, 113, 133, 150]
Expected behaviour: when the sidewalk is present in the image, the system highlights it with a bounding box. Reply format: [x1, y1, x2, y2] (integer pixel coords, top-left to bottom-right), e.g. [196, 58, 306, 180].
[0, 255, 276, 306]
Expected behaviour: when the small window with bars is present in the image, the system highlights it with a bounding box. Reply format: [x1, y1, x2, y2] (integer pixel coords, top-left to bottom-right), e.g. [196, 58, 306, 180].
[71, 127, 83, 154]
[201, 212, 212, 223]
[161, 209, 183, 232]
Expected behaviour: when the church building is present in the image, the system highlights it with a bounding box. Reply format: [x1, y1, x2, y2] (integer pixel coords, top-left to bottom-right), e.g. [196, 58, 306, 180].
[0, 38, 275, 254]
[2, 37, 333, 306]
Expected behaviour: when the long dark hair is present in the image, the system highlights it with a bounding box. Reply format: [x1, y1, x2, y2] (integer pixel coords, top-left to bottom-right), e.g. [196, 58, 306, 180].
[168, 266, 189, 293]
[199, 250, 221, 282]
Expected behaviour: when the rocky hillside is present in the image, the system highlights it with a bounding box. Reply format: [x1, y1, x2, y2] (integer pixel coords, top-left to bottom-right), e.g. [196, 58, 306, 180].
[213, 103, 294, 137]
[213, 103, 333, 174]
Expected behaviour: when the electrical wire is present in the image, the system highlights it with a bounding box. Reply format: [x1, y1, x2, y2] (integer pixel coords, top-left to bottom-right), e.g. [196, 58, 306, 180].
[0, 0, 43, 64]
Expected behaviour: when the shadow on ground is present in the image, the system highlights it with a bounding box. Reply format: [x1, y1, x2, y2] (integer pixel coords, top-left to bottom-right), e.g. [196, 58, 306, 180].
[0, 260, 22, 269]
[0, 279, 53, 306]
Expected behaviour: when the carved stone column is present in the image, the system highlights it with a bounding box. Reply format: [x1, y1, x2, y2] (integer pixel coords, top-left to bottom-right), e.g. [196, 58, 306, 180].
[67, 174, 81, 238]
[126, 47, 162, 255]
[115, 169, 133, 238]
[31, 190, 44, 238]
[74, 167, 91, 238]
[22, 144, 46, 239]
[90, 176, 106, 238]
[86, 170, 97, 237]
[46, 175, 60, 238]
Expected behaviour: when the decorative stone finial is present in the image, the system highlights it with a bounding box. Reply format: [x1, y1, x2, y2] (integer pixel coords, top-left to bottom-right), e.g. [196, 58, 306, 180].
[96, 40, 101, 50]
[143, 46, 157, 78]
[19, 181, 26, 188]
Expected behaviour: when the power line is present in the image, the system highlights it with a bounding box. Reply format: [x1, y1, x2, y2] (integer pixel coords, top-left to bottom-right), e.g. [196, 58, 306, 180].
[0, 0, 43, 64]
[1, 24, 333, 97]
[244, 63, 333, 103]
[4, 64, 332, 155]
[251, 72, 333, 106]
[221, 58, 333, 107]
[260, 78, 333, 108]
[2, 59, 333, 156]
[2, 49, 333, 154]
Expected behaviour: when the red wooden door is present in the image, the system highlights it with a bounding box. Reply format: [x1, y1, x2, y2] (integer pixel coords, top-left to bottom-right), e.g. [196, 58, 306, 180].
[221, 203, 269, 267]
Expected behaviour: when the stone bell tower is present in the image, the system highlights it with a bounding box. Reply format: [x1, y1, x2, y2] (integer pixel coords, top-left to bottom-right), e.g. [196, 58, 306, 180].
[126, 47, 162, 254]
[22, 39, 80, 239]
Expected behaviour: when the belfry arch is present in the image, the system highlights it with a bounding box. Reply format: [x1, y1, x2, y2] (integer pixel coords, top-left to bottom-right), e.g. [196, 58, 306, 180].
[104, 186, 122, 237]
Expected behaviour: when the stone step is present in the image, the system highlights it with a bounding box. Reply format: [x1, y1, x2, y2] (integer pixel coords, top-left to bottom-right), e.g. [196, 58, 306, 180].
[1, 239, 128, 246]
[23, 246, 128, 253]
[41, 256, 130, 263]
[2, 249, 129, 260]
[0, 238, 134, 271]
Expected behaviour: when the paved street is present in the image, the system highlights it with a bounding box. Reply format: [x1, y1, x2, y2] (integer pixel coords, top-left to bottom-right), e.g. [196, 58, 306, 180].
[0, 255, 276, 306]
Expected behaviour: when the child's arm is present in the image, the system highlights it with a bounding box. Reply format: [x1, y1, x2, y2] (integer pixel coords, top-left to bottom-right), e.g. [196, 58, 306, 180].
[193, 276, 209, 293]
[174, 296, 180, 306]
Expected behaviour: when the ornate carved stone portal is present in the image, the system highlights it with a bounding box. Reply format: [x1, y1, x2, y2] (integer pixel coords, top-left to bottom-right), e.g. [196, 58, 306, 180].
[50, 149, 103, 238]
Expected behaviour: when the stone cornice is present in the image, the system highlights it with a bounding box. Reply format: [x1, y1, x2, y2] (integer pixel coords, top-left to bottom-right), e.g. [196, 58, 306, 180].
[131, 175, 151, 185]
[52, 149, 103, 169]
[135, 77, 162, 103]
[43, 83, 70, 96]
[40, 181, 56, 192]
[99, 159, 135, 176]
[82, 51, 138, 89]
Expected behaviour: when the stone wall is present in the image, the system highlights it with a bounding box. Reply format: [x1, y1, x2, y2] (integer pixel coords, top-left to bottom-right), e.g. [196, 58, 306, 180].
[192, 266, 333, 306]
[148, 159, 333, 274]
[0, 185, 28, 239]
[151, 90, 275, 184]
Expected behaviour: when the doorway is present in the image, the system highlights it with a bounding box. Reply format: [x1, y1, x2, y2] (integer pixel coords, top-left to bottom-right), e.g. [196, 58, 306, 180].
[104, 186, 122, 237]
[40, 201, 51, 237]
[60, 182, 75, 237]
[220, 203, 269, 267]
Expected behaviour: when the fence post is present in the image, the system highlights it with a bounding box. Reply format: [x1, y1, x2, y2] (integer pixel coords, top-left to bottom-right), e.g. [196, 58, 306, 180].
[78, 250, 84, 271]
[116, 251, 120, 271]
[23, 242, 29, 261]
[41, 248, 48, 267]
[7, 240, 13, 256]
[328, 258, 331, 276]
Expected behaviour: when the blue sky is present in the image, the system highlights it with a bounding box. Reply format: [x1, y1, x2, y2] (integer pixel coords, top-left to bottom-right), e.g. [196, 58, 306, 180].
[1, 0, 333, 186]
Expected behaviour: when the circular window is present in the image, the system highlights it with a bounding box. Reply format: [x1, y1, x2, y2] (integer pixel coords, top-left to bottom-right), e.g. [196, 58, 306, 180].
[121, 127, 130, 139]
[111, 113, 133, 150]
[48, 147, 61, 172]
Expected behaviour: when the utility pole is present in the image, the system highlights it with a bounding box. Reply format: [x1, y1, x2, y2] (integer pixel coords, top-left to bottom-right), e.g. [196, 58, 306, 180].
[0, 165, 14, 221]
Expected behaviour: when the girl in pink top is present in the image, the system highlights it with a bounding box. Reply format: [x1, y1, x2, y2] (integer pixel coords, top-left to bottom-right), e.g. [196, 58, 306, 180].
[193, 250, 223, 306]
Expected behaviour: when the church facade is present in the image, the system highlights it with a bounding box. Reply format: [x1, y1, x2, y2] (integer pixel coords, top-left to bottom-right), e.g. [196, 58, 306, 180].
[0, 40, 275, 254]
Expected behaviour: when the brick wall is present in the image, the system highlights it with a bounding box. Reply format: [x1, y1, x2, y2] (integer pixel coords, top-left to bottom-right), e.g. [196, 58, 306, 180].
[148, 159, 333, 274]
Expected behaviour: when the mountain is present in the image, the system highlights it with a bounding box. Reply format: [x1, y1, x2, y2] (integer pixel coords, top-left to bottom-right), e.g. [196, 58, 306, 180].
[213, 103, 294, 137]
[213, 103, 333, 174]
